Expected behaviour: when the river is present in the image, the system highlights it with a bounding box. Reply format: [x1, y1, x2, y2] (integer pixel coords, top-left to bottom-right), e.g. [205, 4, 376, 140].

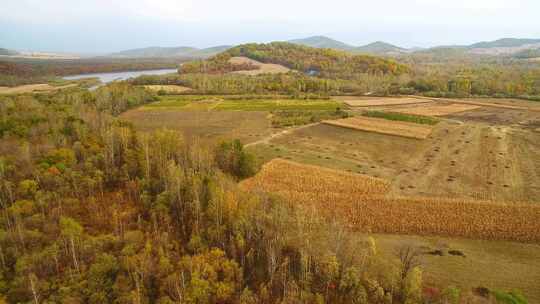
[63, 68, 178, 89]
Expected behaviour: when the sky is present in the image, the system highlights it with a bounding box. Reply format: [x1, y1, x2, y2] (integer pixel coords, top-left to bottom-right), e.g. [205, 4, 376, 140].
[1, 0, 540, 54]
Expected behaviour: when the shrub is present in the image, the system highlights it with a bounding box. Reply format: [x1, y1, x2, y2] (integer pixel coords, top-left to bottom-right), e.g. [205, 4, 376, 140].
[215, 139, 256, 179]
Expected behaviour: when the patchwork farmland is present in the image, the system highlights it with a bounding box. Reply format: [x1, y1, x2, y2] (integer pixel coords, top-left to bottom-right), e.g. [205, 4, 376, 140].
[122, 93, 540, 301]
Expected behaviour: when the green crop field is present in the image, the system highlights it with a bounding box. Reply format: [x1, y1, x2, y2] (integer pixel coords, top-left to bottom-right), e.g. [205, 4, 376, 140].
[141, 95, 345, 111]
[363, 110, 440, 125]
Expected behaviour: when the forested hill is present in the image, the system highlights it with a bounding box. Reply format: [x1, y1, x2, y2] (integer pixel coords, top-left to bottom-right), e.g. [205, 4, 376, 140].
[181, 42, 410, 79]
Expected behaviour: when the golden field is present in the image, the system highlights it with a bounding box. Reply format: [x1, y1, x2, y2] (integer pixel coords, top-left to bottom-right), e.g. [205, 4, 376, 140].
[241, 159, 540, 243]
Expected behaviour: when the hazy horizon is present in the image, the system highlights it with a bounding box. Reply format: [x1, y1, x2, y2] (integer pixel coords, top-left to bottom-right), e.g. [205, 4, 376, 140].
[2, 0, 540, 54]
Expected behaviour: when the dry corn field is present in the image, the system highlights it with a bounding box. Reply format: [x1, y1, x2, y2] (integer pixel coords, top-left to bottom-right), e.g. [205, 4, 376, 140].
[241, 158, 390, 196]
[241, 159, 540, 243]
[322, 116, 433, 139]
[392, 103, 481, 116]
[337, 97, 431, 107]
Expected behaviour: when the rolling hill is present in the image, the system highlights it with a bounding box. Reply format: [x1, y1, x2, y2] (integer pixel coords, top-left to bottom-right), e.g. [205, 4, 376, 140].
[180, 42, 410, 78]
[0, 48, 19, 56]
[354, 41, 407, 55]
[467, 38, 540, 56]
[287, 36, 354, 50]
[469, 38, 540, 49]
[107, 36, 540, 61]
[287, 36, 410, 55]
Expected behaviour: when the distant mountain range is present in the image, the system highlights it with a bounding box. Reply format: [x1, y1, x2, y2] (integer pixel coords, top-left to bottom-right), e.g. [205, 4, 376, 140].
[286, 36, 540, 57]
[0, 48, 19, 56]
[3, 37, 540, 60]
[286, 36, 407, 55]
[469, 38, 540, 49]
[287, 36, 355, 50]
[109, 45, 232, 58]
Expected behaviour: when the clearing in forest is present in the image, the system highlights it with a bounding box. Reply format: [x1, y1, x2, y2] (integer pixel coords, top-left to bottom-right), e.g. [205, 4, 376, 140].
[391, 103, 481, 116]
[229, 56, 290, 75]
[322, 116, 434, 139]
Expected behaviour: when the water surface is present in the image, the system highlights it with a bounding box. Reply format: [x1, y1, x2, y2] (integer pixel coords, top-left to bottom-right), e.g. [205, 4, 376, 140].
[63, 68, 178, 89]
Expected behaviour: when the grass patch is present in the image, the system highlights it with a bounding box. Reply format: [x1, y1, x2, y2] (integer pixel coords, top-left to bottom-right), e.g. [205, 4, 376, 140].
[363, 110, 439, 125]
[272, 109, 349, 127]
[142, 95, 342, 111]
[143, 95, 221, 108]
[214, 99, 342, 111]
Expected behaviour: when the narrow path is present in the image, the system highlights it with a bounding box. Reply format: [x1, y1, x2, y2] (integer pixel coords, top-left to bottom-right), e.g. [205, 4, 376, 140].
[245, 122, 320, 147]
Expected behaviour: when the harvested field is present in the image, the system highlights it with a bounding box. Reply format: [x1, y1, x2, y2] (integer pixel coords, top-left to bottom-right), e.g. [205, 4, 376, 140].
[335, 96, 431, 107]
[120, 109, 272, 144]
[411, 95, 531, 111]
[241, 159, 540, 243]
[392, 104, 481, 116]
[368, 233, 540, 303]
[144, 85, 192, 93]
[447, 106, 540, 126]
[229, 56, 290, 75]
[0, 83, 77, 94]
[249, 119, 540, 203]
[323, 116, 433, 139]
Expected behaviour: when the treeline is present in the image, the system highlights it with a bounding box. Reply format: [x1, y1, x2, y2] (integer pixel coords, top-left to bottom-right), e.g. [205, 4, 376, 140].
[0, 58, 181, 87]
[181, 42, 410, 79]
[401, 64, 540, 98]
[131, 72, 404, 96]
[0, 82, 472, 303]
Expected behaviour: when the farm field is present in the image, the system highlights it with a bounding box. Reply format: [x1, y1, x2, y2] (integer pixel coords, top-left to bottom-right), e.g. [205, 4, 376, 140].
[248, 104, 540, 203]
[322, 116, 434, 139]
[334, 96, 431, 107]
[391, 103, 481, 116]
[241, 158, 540, 300]
[138, 95, 342, 111]
[120, 109, 272, 144]
[413, 95, 533, 111]
[124, 93, 540, 300]
[120, 95, 345, 143]
[241, 159, 540, 242]
[0, 83, 77, 94]
[144, 84, 192, 93]
[364, 233, 540, 303]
